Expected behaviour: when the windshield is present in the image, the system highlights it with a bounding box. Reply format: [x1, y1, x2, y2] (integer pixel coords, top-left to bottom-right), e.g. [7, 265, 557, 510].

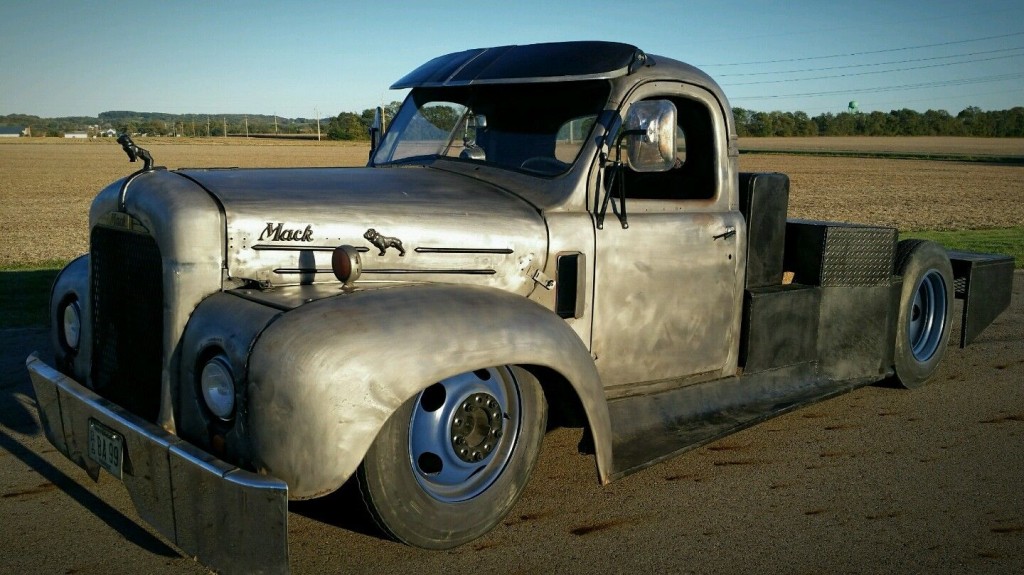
[372, 80, 611, 176]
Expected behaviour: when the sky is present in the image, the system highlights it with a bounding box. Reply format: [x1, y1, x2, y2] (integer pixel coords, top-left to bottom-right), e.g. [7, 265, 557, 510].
[1, 0, 1021, 119]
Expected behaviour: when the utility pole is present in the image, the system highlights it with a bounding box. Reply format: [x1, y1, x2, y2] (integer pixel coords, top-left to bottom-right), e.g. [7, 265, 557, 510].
[206, 116, 210, 137]
[274, 114, 278, 135]
[315, 106, 321, 141]
[245, 115, 249, 138]
[223, 117, 227, 139]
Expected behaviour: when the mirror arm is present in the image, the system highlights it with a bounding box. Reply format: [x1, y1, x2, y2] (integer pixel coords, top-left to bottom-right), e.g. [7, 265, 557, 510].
[616, 166, 629, 229]
[596, 136, 632, 230]
[596, 143, 610, 229]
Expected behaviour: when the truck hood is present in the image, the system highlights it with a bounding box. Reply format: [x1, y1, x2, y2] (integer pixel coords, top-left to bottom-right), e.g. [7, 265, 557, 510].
[175, 166, 548, 294]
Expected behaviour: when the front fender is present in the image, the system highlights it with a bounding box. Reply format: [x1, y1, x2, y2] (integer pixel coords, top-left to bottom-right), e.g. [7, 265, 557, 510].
[49, 254, 91, 381]
[247, 283, 611, 499]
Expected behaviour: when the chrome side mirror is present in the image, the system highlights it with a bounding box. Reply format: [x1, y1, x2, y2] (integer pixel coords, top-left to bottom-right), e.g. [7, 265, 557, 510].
[622, 100, 677, 172]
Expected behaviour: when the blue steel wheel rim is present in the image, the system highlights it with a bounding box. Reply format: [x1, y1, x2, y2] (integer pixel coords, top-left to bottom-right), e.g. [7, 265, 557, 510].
[908, 269, 947, 362]
[408, 367, 522, 502]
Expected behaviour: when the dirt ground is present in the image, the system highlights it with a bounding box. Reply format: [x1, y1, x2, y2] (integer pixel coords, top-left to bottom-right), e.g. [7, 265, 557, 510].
[1, 137, 1023, 265]
[737, 136, 1024, 157]
[0, 139, 369, 266]
[1, 274, 1021, 574]
[739, 154, 1024, 231]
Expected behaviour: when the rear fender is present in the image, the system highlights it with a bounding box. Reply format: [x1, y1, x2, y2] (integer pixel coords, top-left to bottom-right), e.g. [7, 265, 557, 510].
[246, 283, 611, 499]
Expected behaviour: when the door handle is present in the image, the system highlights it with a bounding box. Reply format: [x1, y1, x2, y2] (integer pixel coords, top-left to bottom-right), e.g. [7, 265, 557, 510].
[713, 227, 736, 241]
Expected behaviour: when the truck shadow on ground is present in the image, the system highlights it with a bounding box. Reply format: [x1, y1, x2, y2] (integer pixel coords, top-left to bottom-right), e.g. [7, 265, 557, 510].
[0, 327, 48, 436]
[0, 326, 180, 558]
[288, 479, 391, 542]
[0, 427, 180, 557]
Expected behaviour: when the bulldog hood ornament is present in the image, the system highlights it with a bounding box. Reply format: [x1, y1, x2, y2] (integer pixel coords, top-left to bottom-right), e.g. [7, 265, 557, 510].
[117, 133, 155, 172]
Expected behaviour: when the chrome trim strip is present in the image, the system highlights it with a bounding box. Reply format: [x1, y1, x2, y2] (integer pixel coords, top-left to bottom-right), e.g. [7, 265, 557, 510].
[272, 267, 497, 275]
[252, 244, 370, 253]
[414, 247, 515, 254]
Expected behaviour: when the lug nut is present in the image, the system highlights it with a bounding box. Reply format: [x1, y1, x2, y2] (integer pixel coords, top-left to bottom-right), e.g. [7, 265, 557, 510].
[453, 435, 465, 445]
[453, 417, 462, 426]
[459, 448, 469, 457]
[492, 429, 502, 438]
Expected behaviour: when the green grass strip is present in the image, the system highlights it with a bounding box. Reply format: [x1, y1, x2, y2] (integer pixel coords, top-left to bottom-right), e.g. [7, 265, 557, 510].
[902, 227, 1024, 268]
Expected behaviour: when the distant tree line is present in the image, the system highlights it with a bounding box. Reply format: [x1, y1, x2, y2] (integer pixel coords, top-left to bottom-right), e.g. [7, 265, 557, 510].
[0, 111, 332, 138]
[325, 102, 402, 140]
[3, 105, 1022, 139]
[733, 107, 1024, 137]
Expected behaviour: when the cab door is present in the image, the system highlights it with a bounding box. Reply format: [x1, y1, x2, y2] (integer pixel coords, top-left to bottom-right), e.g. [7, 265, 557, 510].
[590, 85, 745, 391]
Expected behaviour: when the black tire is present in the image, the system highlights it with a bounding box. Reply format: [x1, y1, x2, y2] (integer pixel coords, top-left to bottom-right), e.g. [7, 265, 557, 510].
[892, 239, 954, 389]
[357, 365, 547, 549]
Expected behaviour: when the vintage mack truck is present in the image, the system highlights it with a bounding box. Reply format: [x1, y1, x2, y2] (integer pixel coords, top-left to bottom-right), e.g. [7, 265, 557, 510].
[27, 41, 1013, 574]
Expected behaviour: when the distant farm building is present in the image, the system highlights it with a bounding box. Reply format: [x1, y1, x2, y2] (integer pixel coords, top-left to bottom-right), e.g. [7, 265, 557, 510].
[64, 131, 89, 139]
[0, 126, 28, 137]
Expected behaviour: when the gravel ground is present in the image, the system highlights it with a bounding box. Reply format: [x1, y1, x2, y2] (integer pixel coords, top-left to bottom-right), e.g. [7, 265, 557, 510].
[1, 273, 1020, 574]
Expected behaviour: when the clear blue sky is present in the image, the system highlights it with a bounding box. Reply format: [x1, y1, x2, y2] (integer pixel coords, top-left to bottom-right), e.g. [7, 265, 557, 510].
[1, 0, 1021, 119]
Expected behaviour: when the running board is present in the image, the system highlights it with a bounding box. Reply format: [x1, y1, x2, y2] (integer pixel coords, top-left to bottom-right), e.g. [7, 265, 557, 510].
[607, 363, 878, 479]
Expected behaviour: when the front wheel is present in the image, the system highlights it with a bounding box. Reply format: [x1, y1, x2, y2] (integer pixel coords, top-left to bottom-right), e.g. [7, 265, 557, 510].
[892, 240, 954, 389]
[357, 365, 547, 549]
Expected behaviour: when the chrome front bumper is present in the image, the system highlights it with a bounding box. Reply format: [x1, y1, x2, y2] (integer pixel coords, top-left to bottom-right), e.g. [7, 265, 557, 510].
[26, 353, 289, 575]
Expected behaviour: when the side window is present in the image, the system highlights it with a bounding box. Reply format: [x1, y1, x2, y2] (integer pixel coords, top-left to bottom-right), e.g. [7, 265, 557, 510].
[555, 115, 597, 163]
[622, 97, 714, 200]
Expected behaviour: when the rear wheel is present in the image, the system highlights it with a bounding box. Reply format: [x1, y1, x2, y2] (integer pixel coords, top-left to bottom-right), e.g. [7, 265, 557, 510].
[892, 240, 954, 388]
[357, 365, 547, 549]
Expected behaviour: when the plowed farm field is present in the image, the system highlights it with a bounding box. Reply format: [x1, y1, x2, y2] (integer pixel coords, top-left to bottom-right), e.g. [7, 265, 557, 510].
[1, 137, 1021, 266]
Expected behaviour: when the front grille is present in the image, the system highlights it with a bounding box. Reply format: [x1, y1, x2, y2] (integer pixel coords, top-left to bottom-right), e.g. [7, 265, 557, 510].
[91, 225, 163, 421]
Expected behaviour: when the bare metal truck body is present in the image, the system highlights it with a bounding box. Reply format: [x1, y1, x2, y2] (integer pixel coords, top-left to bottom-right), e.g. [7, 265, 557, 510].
[27, 42, 1013, 573]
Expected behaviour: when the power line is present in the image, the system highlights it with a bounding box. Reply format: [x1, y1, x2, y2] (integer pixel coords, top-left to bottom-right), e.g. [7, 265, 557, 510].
[730, 72, 1024, 101]
[848, 88, 1024, 110]
[717, 46, 1024, 77]
[700, 31, 1024, 67]
[721, 53, 1024, 86]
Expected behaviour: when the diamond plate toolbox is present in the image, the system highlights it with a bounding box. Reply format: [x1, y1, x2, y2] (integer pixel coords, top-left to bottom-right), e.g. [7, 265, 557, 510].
[783, 219, 897, 287]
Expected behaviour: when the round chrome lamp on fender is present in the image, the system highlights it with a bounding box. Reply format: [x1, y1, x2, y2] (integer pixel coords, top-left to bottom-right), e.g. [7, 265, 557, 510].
[200, 355, 236, 420]
[60, 298, 82, 352]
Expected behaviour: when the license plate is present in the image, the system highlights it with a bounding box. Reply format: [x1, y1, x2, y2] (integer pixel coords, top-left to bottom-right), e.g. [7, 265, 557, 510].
[88, 419, 124, 479]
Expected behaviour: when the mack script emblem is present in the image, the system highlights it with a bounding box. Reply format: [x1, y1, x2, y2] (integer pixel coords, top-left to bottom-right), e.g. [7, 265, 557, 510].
[259, 222, 314, 242]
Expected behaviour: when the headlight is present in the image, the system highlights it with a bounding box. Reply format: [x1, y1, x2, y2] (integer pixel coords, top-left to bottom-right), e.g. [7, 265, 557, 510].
[200, 355, 236, 420]
[60, 299, 82, 351]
